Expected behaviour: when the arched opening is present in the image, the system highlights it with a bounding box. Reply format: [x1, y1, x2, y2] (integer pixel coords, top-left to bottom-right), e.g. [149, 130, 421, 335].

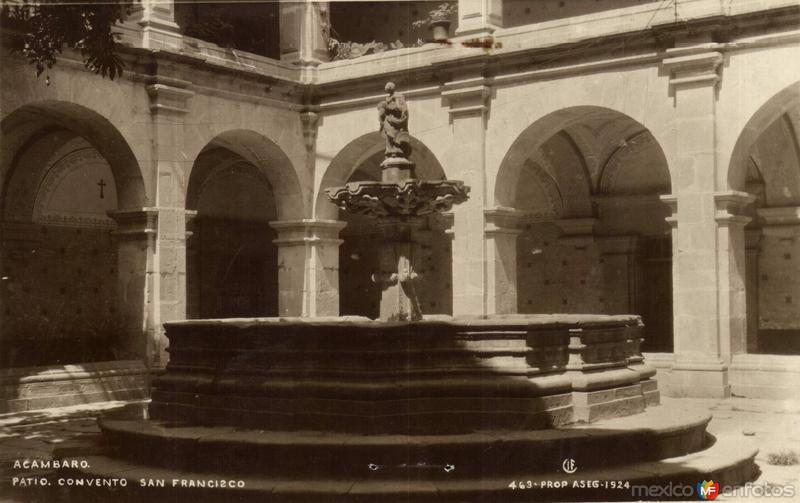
[0, 102, 146, 368]
[729, 82, 800, 355]
[186, 130, 301, 319]
[318, 132, 453, 318]
[497, 107, 673, 351]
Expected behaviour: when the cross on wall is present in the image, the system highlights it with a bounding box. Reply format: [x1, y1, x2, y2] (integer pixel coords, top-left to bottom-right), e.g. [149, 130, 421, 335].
[97, 178, 106, 199]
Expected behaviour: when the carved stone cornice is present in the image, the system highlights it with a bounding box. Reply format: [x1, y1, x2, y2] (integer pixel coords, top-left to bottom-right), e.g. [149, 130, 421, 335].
[661, 50, 723, 90]
[441, 77, 491, 120]
[145, 75, 194, 114]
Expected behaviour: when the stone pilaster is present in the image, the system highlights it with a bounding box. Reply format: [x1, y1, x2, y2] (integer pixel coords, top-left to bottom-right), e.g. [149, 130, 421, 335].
[714, 192, 754, 358]
[107, 208, 160, 365]
[596, 235, 640, 315]
[129, 0, 182, 50]
[661, 48, 734, 398]
[484, 208, 523, 314]
[270, 219, 346, 317]
[745, 227, 761, 353]
[280, 1, 330, 69]
[145, 72, 193, 351]
[455, 0, 503, 38]
[441, 77, 491, 316]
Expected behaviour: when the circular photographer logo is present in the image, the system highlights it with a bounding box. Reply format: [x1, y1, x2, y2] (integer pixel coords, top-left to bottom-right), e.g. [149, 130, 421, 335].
[562, 458, 577, 474]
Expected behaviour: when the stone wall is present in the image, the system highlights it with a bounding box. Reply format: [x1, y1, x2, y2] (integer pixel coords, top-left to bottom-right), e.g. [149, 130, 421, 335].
[1, 226, 119, 367]
[517, 222, 604, 315]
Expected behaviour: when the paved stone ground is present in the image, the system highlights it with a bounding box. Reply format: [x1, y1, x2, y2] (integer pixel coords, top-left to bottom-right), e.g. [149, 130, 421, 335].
[0, 397, 797, 502]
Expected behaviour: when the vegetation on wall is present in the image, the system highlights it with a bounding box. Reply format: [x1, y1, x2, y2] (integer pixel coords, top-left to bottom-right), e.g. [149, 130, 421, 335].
[1, 0, 131, 80]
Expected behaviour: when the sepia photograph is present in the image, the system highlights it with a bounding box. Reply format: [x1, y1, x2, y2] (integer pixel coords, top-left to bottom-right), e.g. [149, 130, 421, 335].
[0, 0, 799, 501]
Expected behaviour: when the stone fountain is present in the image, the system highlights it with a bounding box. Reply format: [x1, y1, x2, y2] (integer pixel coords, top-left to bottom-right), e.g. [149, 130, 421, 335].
[326, 81, 469, 321]
[56, 84, 759, 502]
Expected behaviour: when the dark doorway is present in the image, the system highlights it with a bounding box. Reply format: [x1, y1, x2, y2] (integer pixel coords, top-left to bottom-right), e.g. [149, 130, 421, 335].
[637, 236, 673, 352]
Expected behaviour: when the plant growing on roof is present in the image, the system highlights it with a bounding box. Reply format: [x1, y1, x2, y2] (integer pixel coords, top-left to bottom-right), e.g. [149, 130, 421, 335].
[411, 2, 457, 28]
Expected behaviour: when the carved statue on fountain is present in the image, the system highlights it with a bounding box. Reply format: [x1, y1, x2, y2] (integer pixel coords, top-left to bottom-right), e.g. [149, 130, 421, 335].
[326, 82, 470, 321]
[378, 82, 411, 160]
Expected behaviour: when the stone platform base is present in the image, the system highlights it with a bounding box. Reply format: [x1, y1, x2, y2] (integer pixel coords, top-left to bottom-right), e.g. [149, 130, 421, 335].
[56, 315, 756, 501]
[56, 406, 758, 502]
[0, 360, 151, 413]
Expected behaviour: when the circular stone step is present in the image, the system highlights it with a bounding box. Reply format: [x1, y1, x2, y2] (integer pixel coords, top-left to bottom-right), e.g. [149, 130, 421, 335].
[99, 405, 711, 478]
[55, 432, 758, 502]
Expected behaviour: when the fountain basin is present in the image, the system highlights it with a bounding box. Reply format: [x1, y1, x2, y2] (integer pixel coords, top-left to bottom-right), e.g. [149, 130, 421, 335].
[149, 314, 658, 434]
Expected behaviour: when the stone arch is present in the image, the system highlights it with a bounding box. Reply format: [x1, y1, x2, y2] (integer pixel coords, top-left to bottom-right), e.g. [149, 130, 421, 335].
[315, 131, 446, 220]
[727, 83, 800, 356]
[186, 129, 304, 221]
[727, 81, 800, 194]
[1, 101, 146, 215]
[185, 130, 298, 319]
[597, 130, 671, 196]
[495, 106, 671, 212]
[0, 102, 148, 369]
[504, 106, 674, 351]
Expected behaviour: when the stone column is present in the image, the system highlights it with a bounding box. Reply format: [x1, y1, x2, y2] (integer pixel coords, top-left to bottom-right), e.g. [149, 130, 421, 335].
[280, 1, 330, 68]
[129, 0, 182, 50]
[455, 0, 503, 38]
[270, 219, 346, 317]
[146, 74, 194, 365]
[442, 77, 491, 316]
[745, 227, 762, 353]
[597, 235, 640, 315]
[108, 209, 160, 366]
[484, 208, 523, 314]
[662, 48, 751, 397]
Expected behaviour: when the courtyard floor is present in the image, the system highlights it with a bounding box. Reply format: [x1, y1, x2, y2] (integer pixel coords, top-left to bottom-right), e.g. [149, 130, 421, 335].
[0, 397, 798, 502]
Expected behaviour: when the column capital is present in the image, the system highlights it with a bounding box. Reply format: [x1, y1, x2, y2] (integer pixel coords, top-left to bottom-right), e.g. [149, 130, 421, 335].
[107, 208, 159, 238]
[484, 207, 523, 235]
[660, 194, 679, 229]
[661, 50, 723, 90]
[184, 210, 198, 239]
[441, 77, 492, 120]
[714, 191, 755, 226]
[270, 219, 346, 246]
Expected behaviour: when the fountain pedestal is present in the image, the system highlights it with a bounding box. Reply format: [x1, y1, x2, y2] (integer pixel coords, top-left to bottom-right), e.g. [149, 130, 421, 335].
[326, 158, 469, 321]
[372, 220, 424, 321]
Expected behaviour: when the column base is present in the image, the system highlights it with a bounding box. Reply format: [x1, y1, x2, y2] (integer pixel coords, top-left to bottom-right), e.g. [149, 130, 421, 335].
[670, 361, 731, 398]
